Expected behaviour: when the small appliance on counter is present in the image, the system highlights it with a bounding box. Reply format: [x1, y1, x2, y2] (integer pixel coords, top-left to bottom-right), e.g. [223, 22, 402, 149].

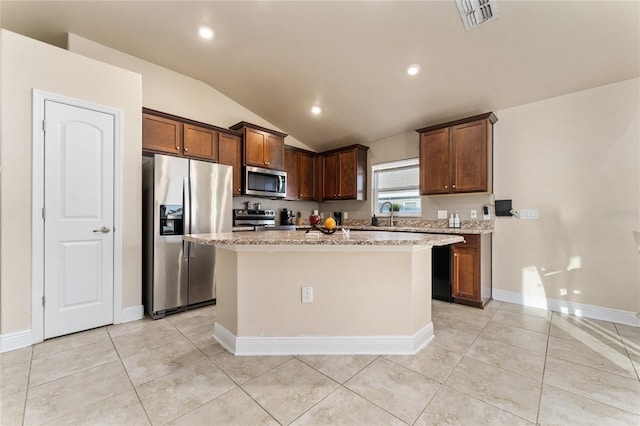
[333, 211, 343, 226]
[280, 208, 294, 225]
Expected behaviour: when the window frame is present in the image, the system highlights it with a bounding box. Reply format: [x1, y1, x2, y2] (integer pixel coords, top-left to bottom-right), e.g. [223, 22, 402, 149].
[371, 158, 421, 218]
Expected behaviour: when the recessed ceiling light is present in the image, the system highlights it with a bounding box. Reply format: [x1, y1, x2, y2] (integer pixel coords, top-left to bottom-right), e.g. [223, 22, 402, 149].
[407, 65, 420, 76]
[310, 105, 322, 115]
[198, 26, 214, 40]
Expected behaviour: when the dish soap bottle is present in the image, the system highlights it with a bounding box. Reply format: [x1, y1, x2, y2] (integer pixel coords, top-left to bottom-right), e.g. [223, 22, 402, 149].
[454, 212, 461, 228]
[449, 213, 454, 228]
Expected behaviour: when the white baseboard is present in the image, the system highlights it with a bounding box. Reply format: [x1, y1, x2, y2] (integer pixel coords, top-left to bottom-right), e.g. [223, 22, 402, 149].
[121, 305, 144, 323]
[0, 305, 144, 354]
[492, 289, 640, 327]
[0, 329, 33, 353]
[213, 323, 434, 356]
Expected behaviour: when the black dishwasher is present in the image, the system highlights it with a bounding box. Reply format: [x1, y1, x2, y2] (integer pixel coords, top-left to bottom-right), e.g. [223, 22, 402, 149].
[432, 245, 453, 302]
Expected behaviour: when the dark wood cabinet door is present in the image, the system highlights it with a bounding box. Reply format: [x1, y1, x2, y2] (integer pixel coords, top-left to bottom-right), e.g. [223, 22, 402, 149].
[323, 153, 339, 199]
[451, 120, 487, 193]
[266, 134, 284, 170]
[218, 133, 242, 196]
[284, 147, 299, 199]
[244, 128, 266, 167]
[183, 124, 218, 161]
[452, 234, 481, 304]
[143, 113, 182, 155]
[314, 155, 324, 202]
[419, 128, 450, 195]
[337, 149, 357, 199]
[298, 151, 315, 200]
[452, 245, 479, 301]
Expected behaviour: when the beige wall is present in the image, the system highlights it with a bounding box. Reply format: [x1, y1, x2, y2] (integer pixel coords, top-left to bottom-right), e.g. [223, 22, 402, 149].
[493, 78, 640, 313]
[66, 34, 314, 152]
[0, 30, 143, 334]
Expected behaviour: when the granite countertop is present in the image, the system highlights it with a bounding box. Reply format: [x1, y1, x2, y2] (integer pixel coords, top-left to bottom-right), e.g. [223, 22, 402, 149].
[342, 225, 492, 235]
[185, 230, 464, 246]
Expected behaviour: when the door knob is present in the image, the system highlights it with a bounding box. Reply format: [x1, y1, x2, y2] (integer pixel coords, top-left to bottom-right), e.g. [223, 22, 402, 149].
[93, 226, 111, 233]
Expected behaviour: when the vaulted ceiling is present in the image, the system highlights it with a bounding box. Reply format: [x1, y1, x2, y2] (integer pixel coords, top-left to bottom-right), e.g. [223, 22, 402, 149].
[2, 1, 638, 151]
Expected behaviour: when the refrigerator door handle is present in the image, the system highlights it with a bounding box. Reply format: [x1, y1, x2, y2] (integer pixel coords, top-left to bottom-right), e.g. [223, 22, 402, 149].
[188, 177, 196, 258]
[183, 177, 191, 260]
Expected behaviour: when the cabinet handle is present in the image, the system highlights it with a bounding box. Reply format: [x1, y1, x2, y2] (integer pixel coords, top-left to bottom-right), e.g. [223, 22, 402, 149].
[452, 184, 456, 188]
[444, 185, 448, 189]
[454, 253, 457, 256]
[184, 148, 189, 152]
[176, 146, 180, 150]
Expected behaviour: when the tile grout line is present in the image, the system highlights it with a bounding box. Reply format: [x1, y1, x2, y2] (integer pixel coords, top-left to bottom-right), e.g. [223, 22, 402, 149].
[534, 309, 553, 425]
[19, 346, 35, 426]
[614, 323, 640, 383]
[107, 324, 154, 426]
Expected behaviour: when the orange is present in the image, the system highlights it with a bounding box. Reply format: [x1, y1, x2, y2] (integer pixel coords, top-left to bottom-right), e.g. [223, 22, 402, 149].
[324, 217, 337, 230]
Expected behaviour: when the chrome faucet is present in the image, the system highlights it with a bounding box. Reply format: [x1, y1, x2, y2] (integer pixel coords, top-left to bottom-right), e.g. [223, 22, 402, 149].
[380, 201, 396, 227]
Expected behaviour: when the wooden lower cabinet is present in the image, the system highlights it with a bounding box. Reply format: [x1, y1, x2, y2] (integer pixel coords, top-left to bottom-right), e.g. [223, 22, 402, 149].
[451, 233, 492, 308]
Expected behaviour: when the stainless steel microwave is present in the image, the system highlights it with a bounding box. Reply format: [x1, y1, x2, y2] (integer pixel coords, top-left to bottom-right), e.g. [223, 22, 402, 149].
[244, 166, 287, 198]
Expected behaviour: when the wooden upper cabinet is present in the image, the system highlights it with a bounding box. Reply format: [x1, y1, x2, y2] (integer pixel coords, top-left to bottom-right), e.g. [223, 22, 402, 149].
[322, 152, 339, 200]
[266, 134, 285, 170]
[285, 146, 316, 200]
[284, 147, 299, 199]
[298, 151, 315, 200]
[143, 113, 182, 155]
[244, 128, 268, 167]
[230, 122, 287, 170]
[183, 124, 218, 161]
[417, 112, 497, 195]
[218, 133, 243, 196]
[321, 144, 368, 201]
[419, 128, 450, 194]
[451, 120, 487, 193]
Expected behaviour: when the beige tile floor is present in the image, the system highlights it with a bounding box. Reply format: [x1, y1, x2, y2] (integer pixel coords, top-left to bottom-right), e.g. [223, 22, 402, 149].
[2, 300, 639, 425]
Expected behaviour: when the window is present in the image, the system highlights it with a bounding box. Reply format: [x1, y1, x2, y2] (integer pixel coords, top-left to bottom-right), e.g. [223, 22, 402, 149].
[372, 158, 421, 217]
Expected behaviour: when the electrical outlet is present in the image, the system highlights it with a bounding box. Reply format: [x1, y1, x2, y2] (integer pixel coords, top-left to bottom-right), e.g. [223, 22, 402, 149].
[343, 211, 349, 220]
[519, 209, 539, 220]
[470, 209, 478, 219]
[301, 286, 313, 303]
[437, 210, 448, 219]
[483, 205, 491, 220]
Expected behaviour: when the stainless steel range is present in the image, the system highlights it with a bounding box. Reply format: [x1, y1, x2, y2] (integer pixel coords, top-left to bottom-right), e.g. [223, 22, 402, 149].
[233, 209, 296, 230]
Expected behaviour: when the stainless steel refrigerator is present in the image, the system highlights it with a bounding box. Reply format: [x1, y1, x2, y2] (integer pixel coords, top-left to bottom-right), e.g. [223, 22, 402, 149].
[142, 154, 233, 319]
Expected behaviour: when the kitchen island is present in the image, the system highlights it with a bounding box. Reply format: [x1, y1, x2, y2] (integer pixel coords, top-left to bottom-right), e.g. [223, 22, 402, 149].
[184, 230, 463, 356]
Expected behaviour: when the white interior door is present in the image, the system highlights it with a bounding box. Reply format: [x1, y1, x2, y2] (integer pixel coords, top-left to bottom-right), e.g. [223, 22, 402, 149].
[43, 100, 115, 339]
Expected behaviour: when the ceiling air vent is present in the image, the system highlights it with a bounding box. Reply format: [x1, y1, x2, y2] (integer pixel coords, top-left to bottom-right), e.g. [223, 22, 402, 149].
[456, 0, 499, 31]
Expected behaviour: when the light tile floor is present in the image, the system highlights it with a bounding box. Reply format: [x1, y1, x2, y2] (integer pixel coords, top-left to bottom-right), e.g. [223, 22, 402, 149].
[2, 300, 639, 425]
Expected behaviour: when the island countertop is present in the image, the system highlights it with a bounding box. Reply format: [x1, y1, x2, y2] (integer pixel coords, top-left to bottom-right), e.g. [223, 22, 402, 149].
[184, 230, 464, 246]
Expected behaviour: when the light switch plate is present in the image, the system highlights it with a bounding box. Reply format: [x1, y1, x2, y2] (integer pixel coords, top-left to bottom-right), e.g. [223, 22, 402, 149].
[437, 210, 448, 219]
[470, 209, 478, 219]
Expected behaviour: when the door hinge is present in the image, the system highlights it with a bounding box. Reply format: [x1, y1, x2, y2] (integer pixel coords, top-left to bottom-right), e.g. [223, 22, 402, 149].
[42, 296, 45, 307]
[42, 207, 46, 220]
[42, 120, 46, 132]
